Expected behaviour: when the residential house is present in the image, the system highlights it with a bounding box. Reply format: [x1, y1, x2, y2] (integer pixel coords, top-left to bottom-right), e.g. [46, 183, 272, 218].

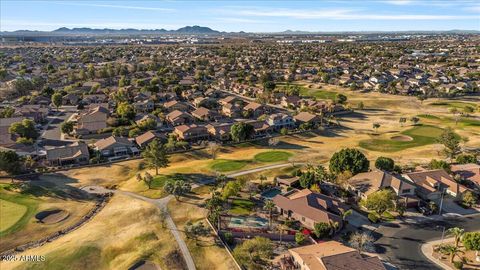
[347, 170, 418, 207]
[166, 110, 193, 126]
[402, 169, 469, 200]
[73, 106, 109, 135]
[134, 99, 154, 113]
[244, 102, 265, 118]
[163, 100, 189, 112]
[174, 124, 209, 141]
[135, 131, 162, 148]
[267, 113, 295, 131]
[94, 136, 139, 157]
[206, 122, 233, 141]
[285, 240, 386, 270]
[294, 112, 321, 127]
[272, 189, 349, 230]
[46, 142, 90, 166]
[192, 107, 213, 121]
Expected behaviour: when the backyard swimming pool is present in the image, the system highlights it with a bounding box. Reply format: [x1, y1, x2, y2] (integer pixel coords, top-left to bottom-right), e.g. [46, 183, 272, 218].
[228, 216, 269, 230]
[261, 188, 282, 200]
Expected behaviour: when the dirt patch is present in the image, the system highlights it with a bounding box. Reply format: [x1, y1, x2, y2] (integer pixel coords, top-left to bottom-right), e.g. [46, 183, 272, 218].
[128, 260, 160, 270]
[35, 209, 70, 224]
[391, 135, 414, 142]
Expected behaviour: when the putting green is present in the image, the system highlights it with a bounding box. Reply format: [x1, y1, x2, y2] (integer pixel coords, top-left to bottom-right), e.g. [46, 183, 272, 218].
[359, 125, 444, 152]
[210, 160, 249, 172]
[254, 151, 293, 162]
[0, 198, 27, 233]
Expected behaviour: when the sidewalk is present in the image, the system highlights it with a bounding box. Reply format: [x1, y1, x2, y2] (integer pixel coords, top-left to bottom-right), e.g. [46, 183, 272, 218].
[420, 237, 455, 270]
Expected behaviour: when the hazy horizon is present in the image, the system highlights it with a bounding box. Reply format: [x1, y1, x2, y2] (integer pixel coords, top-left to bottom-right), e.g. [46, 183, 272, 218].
[1, 0, 479, 32]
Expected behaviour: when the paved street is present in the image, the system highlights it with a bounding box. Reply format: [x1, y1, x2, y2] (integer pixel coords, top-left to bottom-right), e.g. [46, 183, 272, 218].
[374, 213, 480, 270]
[41, 108, 74, 149]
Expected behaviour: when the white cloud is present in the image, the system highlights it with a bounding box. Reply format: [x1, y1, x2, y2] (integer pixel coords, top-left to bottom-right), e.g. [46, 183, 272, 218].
[56, 2, 174, 12]
[383, 0, 415, 5]
[215, 17, 268, 24]
[229, 8, 477, 20]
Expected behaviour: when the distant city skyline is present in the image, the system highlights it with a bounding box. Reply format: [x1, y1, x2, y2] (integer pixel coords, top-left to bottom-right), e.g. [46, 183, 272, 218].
[1, 0, 479, 32]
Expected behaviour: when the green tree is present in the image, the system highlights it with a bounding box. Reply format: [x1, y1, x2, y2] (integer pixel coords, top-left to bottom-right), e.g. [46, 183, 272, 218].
[233, 237, 273, 270]
[140, 172, 154, 189]
[462, 191, 478, 208]
[375, 157, 395, 171]
[295, 232, 306, 245]
[372, 123, 380, 133]
[329, 148, 369, 175]
[60, 121, 74, 135]
[335, 93, 347, 104]
[116, 102, 135, 120]
[142, 139, 169, 175]
[437, 127, 460, 158]
[9, 119, 38, 140]
[447, 227, 465, 248]
[299, 171, 316, 189]
[230, 122, 255, 142]
[51, 92, 62, 111]
[361, 189, 395, 214]
[222, 181, 241, 202]
[0, 151, 23, 175]
[410, 116, 420, 125]
[112, 126, 128, 137]
[456, 154, 477, 164]
[439, 244, 464, 263]
[428, 159, 451, 173]
[164, 179, 191, 201]
[184, 221, 210, 245]
[0, 107, 15, 118]
[313, 222, 331, 239]
[462, 232, 480, 261]
[263, 200, 276, 228]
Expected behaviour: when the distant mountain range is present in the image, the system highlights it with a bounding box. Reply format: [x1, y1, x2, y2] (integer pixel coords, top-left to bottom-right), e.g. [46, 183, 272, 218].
[1, 25, 222, 36]
[1, 25, 478, 36]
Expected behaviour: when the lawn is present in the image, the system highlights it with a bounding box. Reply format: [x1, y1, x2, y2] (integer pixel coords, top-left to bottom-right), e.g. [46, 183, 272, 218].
[0, 199, 27, 233]
[298, 86, 338, 100]
[359, 125, 444, 152]
[253, 151, 293, 163]
[210, 159, 250, 172]
[0, 184, 39, 237]
[228, 199, 255, 215]
[430, 101, 478, 109]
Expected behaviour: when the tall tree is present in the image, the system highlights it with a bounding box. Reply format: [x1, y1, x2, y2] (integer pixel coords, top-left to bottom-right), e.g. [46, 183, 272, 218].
[184, 221, 210, 245]
[437, 127, 460, 158]
[164, 179, 191, 201]
[447, 227, 465, 248]
[51, 92, 62, 111]
[230, 122, 255, 142]
[0, 151, 23, 175]
[329, 148, 369, 175]
[142, 139, 169, 175]
[233, 237, 273, 270]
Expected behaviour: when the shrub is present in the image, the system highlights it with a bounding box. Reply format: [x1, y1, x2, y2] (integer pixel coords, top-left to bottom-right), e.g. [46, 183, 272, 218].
[453, 261, 463, 269]
[368, 213, 379, 223]
[375, 157, 395, 171]
[224, 232, 234, 246]
[295, 232, 306, 245]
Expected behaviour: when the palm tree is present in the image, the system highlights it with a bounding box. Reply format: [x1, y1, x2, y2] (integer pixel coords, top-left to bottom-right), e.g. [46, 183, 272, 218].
[264, 200, 276, 228]
[329, 220, 340, 236]
[447, 227, 465, 248]
[439, 244, 464, 263]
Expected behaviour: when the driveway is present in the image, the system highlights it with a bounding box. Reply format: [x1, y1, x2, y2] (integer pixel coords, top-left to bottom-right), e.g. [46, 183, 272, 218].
[374, 213, 480, 270]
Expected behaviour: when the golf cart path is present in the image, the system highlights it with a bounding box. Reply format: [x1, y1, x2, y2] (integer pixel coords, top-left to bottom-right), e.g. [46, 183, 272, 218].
[81, 162, 303, 270]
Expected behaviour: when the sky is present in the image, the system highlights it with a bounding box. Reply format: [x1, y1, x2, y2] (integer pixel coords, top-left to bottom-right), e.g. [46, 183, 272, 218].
[1, 0, 479, 32]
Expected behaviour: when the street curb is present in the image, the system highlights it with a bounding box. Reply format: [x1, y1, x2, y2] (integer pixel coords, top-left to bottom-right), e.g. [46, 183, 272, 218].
[420, 237, 455, 270]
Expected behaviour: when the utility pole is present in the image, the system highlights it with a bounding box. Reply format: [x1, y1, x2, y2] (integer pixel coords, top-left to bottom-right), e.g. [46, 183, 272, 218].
[438, 189, 445, 216]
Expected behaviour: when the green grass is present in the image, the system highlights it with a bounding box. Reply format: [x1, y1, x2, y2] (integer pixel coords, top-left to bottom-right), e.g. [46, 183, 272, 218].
[0, 184, 39, 237]
[21, 245, 102, 270]
[0, 199, 27, 232]
[228, 199, 254, 215]
[418, 114, 480, 128]
[359, 125, 444, 152]
[430, 101, 478, 109]
[210, 160, 250, 172]
[253, 151, 293, 163]
[299, 86, 338, 100]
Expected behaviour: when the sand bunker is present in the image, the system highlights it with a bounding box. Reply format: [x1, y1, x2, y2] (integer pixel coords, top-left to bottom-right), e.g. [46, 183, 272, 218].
[391, 135, 414, 142]
[129, 260, 160, 270]
[35, 209, 70, 224]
